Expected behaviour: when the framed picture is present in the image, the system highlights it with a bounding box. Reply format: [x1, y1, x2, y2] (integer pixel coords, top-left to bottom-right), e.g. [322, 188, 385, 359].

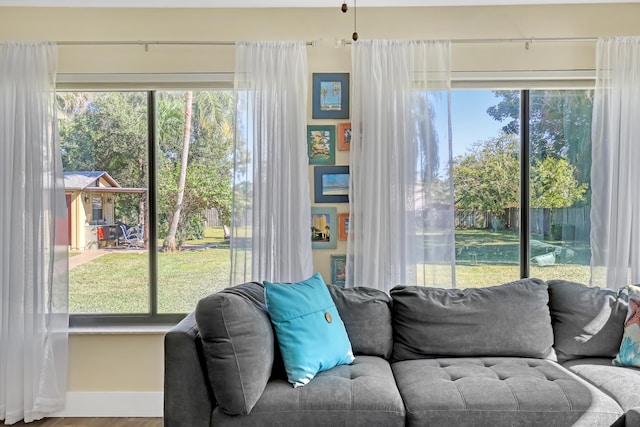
[314, 165, 349, 204]
[312, 73, 350, 119]
[338, 213, 350, 240]
[307, 125, 335, 165]
[338, 122, 351, 151]
[330, 255, 347, 287]
[311, 207, 337, 249]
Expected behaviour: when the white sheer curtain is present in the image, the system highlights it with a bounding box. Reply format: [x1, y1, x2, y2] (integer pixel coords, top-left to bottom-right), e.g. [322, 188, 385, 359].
[0, 42, 68, 424]
[591, 36, 640, 289]
[348, 40, 454, 292]
[231, 41, 313, 284]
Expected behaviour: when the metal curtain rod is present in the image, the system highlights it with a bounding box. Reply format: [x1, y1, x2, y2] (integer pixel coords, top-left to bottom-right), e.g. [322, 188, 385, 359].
[56, 40, 316, 46]
[451, 36, 597, 44]
[56, 36, 597, 47]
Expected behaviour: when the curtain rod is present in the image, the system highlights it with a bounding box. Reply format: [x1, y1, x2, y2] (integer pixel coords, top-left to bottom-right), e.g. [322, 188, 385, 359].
[56, 37, 597, 48]
[57, 40, 315, 47]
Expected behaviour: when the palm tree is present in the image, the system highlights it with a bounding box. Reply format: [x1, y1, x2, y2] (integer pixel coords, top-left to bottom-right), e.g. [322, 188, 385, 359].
[163, 91, 193, 252]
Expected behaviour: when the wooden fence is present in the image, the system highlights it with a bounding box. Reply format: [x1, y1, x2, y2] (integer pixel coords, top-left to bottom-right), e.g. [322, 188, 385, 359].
[455, 206, 590, 242]
[203, 208, 221, 227]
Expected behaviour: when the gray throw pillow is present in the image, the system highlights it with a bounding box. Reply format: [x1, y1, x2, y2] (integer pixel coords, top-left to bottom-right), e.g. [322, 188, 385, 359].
[391, 278, 554, 361]
[548, 280, 629, 363]
[328, 285, 393, 359]
[195, 282, 274, 415]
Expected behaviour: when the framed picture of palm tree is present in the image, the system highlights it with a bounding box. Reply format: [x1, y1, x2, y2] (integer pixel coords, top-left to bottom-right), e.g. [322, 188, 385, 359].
[312, 73, 350, 119]
[307, 125, 335, 165]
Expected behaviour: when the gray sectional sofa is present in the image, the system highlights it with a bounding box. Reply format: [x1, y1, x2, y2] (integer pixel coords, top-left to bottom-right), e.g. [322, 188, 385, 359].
[164, 278, 640, 427]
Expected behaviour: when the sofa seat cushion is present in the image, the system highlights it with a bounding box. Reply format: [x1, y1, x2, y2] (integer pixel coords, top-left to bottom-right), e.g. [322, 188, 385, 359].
[562, 357, 640, 416]
[211, 355, 405, 427]
[392, 357, 623, 427]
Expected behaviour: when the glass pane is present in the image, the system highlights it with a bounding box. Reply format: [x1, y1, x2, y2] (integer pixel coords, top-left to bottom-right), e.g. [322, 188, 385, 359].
[156, 90, 234, 313]
[58, 91, 149, 313]
[528, 90, 592, 284]
[452, 90, 521, 288]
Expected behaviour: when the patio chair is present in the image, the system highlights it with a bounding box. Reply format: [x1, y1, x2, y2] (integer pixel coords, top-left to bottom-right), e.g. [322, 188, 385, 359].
[117, 223, 144, 249]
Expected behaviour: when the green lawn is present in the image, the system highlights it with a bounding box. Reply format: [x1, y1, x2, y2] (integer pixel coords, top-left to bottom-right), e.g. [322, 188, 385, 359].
[70, 227, 591, 314]
[70, 227, 231, 314]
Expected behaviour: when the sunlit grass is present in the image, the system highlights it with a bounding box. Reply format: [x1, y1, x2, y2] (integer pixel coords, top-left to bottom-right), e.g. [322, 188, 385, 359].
[70, 227, 231, 314]
[70, 226, 592, 314]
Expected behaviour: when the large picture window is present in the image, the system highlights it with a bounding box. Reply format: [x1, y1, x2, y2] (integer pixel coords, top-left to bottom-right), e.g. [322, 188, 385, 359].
[451, 89, 592, 288]
[59, 89, 234, 324]
[60, 83, 593, 324]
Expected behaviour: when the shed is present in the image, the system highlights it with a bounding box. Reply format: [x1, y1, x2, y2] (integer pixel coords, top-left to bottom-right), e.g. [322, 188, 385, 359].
[64, 171, 146, 250]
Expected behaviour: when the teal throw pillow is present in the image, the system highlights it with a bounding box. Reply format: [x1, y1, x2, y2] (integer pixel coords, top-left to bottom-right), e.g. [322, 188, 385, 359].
[264, 273, 354, 387]
[613, 285, 640, 367]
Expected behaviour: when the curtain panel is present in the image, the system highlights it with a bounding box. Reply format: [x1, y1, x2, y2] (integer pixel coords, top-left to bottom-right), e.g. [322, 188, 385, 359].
[0, 42, 69, 424]
[591, 36, 640, 289]
[348, 40, 454, 292]
[231, 41, 313, 285]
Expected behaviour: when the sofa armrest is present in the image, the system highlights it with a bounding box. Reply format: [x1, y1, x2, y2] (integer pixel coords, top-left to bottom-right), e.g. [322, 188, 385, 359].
[164, 312, 214, 427]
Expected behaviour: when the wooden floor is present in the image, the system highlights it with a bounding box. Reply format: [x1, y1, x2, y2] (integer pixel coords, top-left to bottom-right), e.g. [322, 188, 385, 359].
[1, 418, 162, 427]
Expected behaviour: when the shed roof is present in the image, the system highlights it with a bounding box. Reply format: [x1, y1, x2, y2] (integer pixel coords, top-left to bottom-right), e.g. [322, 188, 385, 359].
[64, 171, 119, 190]
[64, 171, 146, 193]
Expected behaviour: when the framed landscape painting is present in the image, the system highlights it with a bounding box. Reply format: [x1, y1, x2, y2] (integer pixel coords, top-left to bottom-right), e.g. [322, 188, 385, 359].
[314, 166, 349, 203]
[338, 122, 351, 151]
[311, 207, 337, 249]
[312, 73, 350, 119]
[330, 255, 347, 286]
[307, 125, 335, 165]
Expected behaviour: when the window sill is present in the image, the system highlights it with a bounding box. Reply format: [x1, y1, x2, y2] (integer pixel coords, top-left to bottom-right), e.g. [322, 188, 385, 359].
[69, 325, 172, 335]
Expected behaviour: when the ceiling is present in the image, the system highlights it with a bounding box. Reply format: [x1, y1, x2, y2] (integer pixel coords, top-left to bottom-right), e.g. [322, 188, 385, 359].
[0, 0, 637, 7]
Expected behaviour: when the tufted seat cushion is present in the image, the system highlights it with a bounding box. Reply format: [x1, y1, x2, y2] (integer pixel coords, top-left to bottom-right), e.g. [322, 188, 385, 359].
[562, 357, 640, 426]
[392, 357, 623, 427]
[211, 355, 405, 427]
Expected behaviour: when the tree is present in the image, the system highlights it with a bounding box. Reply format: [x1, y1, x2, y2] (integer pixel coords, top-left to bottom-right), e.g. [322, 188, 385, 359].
[530, 156, 588, 209]
[453, 133, 520, 221]
[453, 133, 588, 233]
[486, 89, 593, 187]
[163, 91, 193, 253]
[157, 90, 234, 248]
[58, 90, 235, 250]
[58, 92, 148, 227]
[530, 156, 588, 236]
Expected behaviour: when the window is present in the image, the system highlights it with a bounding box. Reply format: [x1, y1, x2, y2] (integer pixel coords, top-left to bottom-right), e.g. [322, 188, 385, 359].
[451, 88, 593, 288]
[59, 89, 234, 324]
[528, 90, 592, 284]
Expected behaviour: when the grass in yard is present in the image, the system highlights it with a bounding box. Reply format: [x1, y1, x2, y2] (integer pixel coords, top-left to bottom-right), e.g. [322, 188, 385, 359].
[70, 226, 593, 314]
[70, 226, 231, 314]
[70, 252, 150, 313]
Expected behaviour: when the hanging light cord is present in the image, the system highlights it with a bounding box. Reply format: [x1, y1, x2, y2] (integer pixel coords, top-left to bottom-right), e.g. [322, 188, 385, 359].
[352, 0, 358, 41]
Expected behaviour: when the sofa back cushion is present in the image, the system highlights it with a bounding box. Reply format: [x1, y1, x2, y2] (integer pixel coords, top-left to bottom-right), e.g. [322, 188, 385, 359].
[328, 285, 393, 359]
[548, 280, 629, 363]
[195, 282, 273, 415]
[391, 278, 554, 361]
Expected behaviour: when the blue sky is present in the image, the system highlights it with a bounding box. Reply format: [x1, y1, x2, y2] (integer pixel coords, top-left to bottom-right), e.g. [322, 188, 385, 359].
[450, 90, 507, 157]
[426, 89, 510, 176]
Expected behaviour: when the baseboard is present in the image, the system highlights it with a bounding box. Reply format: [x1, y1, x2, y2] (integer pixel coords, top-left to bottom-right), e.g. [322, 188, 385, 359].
[49, 392, 163, 417]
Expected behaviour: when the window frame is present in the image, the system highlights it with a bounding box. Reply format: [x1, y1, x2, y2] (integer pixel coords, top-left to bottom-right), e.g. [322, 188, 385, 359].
[450, 82, 594, 286]
[61, 75, 234, 327]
